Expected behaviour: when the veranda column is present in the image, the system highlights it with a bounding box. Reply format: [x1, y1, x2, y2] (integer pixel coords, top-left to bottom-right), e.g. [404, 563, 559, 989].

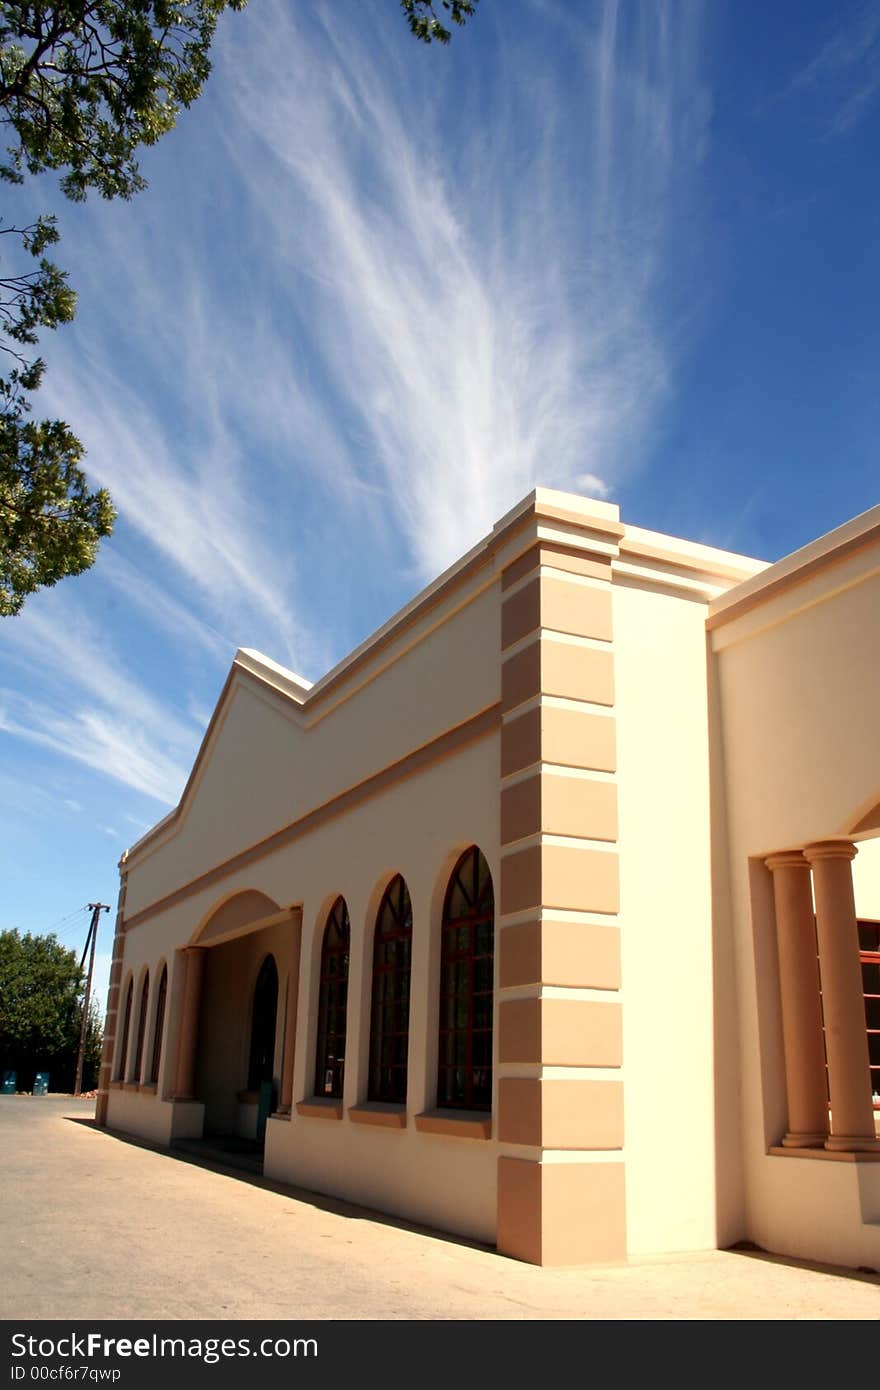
[172, 946, 206, 1101]
[804, 841, 878, 1152]
[765, 851, 828, 1147]
[278, 910, 303, 1115]
[496, 501, 626, 1266]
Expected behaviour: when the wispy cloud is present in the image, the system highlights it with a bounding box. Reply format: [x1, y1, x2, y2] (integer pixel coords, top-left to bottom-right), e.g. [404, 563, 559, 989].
[3, 0, 710, 806]
[782, 3, 880, 134]
[210, 0, 709, 579]
[1, 598, 195, 803]
[97, 548, 233, 667]
[39, 356, 315, 668]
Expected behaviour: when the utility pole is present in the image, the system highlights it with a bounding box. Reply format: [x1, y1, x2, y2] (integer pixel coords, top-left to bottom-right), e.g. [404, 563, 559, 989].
[74, 902, 110, 1097]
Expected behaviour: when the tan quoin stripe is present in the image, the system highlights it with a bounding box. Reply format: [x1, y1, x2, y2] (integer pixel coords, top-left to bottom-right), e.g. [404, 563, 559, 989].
[500, 842, 619, 916]
[497, 997, 623, 1067]
[501, 543, 613, 589]
[501, 641, 615, 712]
[501, 705, 617, 776]
[497, 1158, 627, 1265]
[501, 772, 617, 844]
[501, 575, 613, 650]
[499, 919, 621, 990]
[497, 1077, 624, 1149]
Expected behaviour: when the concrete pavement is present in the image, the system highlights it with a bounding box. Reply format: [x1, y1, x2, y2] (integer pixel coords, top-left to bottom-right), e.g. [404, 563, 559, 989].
[1, 1096, 878, 1320]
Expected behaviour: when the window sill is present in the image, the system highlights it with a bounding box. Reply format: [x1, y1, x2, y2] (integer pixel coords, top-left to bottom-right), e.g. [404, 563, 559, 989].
[296, 1098, 343, 1121]
[768, 1145, 880, 1162]
[349, 1103, 406, 1130]
[122, 1082, 140, 1092]
[414, 1109, 491, 1140]
[138, 1083, 158, 1095]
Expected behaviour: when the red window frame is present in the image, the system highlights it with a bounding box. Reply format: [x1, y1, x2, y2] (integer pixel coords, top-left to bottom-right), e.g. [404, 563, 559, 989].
[858, 919, 880, 1110]
[368, 875, 413, 1104]
[437, 846, 494, 1112]
[314, 898, 350, 1100]
[133, 972, 149, 1084]
[150, 964, 167, 1085]
[116, 979, 133, 1081]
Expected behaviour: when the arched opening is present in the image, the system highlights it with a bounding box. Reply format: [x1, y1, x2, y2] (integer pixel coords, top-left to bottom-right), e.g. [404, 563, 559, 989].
[179, 890, 294, 1156]
[116, 978, 133, 1082]
[368, 875, 413, 1104]
[150, 964, 167, 1086]
[133, 972, 150, 1084]
[314, 897, 350, 1099]
[437, 846, 494, 1112]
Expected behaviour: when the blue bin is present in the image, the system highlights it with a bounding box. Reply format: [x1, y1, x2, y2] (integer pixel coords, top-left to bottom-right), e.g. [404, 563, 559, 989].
[1, 1071, 16, 1095]
[256, 1079, 276, 1142]
[32, 1072, 49, 1095]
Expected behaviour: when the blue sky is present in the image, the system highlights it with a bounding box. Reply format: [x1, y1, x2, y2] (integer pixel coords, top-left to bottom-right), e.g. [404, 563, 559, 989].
[1, 0, 878, 1013]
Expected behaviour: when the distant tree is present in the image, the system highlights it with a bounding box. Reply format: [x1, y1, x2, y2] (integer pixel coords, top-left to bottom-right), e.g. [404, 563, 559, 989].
[0, 928, 102, 1091]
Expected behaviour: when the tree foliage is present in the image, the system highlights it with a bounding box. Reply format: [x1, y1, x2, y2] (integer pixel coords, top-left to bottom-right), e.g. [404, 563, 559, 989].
[0, 0, 479, 615]
[0, 1, 246, 203]
[400, 1, 479, 45]
[0, 211, 114, 614]
[0, 928, 103, 1091]
[0, 1, 245, 616]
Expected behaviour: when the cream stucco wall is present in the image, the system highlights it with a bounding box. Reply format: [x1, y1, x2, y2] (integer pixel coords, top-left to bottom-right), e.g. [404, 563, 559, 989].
[109, 729, 501, 1245]
[853, 837, 880, 919]
[123, 580, 501, 919]
[104, 488, 879, 1270]
[108, 536, 504, 1248]
[614, 578, 725, 1255]
[711, 529, 880, 1270]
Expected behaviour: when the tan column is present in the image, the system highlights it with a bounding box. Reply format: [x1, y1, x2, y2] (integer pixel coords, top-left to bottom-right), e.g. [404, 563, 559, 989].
[804, 841, 877, 1152]
[278, 913, 303, 1115]
[496, 518, 626, 1266]
[765, 852, 828, 1147]
[172, 947, 206, 1102]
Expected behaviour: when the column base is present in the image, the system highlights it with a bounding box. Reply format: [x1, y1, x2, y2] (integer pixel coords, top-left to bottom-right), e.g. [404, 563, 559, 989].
[781, 1131, 827, 1148]
[825, 1134, 880, 1153]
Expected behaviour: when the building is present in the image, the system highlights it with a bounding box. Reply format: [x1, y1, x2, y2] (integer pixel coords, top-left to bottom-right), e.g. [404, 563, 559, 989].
[96, 487, 880, 1268]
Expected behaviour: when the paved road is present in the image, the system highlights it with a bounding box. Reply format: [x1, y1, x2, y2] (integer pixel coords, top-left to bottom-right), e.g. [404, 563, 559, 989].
[1, 1096, 878, 1320]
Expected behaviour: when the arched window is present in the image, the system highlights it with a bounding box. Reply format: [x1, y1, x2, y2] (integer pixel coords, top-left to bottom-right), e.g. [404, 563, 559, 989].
[247, 954, 279, 1090]
[133, 972, 150, 1083]
[314, 898, 350, 1099]
[116, 978, 133, 1081]
[368, 875, 413, 1104]
[438, 847, 494, 1111]
[150, 964, 167, 1085]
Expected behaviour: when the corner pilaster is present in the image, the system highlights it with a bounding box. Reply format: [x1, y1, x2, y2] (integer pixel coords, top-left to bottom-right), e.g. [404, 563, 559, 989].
[495, 515, 626, 1264]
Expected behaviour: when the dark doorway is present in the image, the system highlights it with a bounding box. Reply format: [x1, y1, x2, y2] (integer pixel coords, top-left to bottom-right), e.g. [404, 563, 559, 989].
[247, 955, 279, 1092]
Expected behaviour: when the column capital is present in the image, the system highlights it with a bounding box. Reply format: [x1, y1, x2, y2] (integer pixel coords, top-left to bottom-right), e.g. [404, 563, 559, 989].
[803, 840, 857, 864]
[765, 850, 810, 873]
